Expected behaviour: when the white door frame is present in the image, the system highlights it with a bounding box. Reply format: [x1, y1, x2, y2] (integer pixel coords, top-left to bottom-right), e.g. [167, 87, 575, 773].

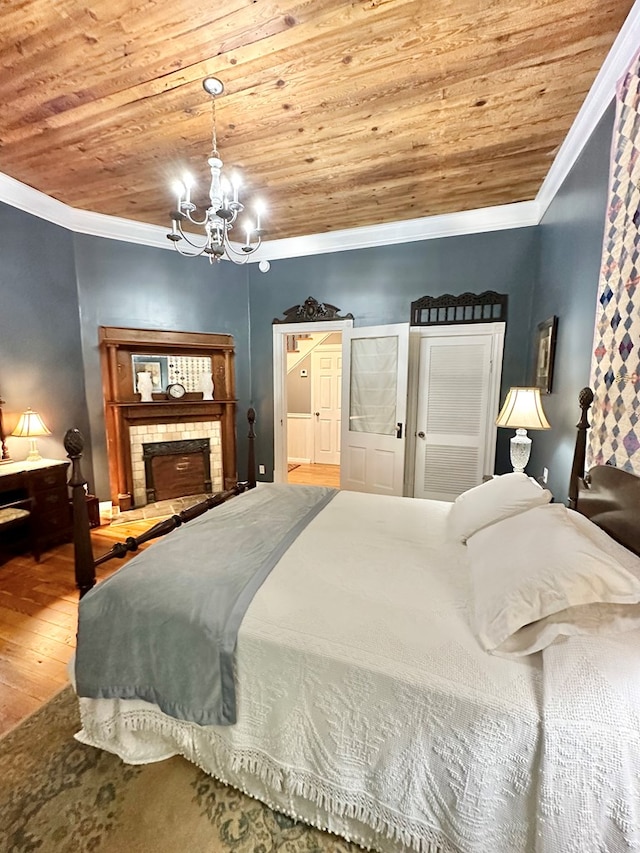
[273, 319, 353, 483]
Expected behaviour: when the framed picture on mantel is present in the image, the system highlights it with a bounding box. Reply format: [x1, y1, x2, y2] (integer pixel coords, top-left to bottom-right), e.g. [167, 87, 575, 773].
[532, 316, 558, 395]
[131, 354, 169, 393]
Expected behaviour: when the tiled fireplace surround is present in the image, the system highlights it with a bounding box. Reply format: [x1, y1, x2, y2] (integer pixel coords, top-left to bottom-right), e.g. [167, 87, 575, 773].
[129, 420, 223, 507]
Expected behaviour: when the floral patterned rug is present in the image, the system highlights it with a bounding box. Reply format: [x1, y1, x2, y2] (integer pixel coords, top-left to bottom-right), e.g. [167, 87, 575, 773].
[0, 687, 360, 852]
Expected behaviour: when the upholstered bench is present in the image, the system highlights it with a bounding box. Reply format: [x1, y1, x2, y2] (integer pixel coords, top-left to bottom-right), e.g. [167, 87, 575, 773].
[0, 499, 39, 562]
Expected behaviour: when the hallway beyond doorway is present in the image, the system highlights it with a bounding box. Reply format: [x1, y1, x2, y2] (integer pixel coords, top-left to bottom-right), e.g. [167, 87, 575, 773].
[287, 463, 340, 489]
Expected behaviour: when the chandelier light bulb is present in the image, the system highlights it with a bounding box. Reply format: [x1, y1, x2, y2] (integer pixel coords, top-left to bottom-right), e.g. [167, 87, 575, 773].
[231, 171, 242, 198]
[173, 180, 185, 204]
[182, 173, 194, 207]
[254, 200, 266, 232]
[167, 77, 265, 265]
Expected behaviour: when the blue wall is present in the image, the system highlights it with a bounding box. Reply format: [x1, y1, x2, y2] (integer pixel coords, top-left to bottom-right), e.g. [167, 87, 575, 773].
[0, 99, 615, 503]
[527, 102, 615, 502]
[248, 229, 540, 478]
[72, 234, 252, 497]
[0, 203, 92, 473]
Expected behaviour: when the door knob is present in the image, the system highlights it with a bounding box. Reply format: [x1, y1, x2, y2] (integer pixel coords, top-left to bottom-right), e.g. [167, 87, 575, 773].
[417, 431, 426, 439]
[315, 411, 320, 417]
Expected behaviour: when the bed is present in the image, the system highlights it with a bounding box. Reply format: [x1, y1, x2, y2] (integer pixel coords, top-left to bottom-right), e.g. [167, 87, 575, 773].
[66, 389, 640, 853]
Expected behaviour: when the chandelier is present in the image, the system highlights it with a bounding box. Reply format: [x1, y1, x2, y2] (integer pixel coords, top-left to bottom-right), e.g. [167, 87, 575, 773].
[167, 77, 265, 264]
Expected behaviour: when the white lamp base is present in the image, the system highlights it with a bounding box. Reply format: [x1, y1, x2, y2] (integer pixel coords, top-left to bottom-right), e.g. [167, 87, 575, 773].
[509, 428, 531, 473]
[26, 438, 42, 462]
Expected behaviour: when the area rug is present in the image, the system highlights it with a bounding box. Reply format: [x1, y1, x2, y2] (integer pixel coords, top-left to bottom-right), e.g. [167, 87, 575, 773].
[288, 463, 300, 472]
[0, 686, 359, 853]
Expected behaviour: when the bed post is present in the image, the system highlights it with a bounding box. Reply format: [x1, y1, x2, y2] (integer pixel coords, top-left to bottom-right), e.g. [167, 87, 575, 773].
[64, 428, 96, 598]
[247, 407, 257, 488]
[568, 387, 594, 510]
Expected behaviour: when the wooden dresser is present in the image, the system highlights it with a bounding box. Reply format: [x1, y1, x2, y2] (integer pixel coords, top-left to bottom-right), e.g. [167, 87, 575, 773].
[0, 459, 71, 552]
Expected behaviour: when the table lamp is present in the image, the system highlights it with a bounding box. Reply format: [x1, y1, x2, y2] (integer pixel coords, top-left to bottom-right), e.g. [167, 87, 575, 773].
[495, 387, 550, 473]
[11, 408, 51, 462]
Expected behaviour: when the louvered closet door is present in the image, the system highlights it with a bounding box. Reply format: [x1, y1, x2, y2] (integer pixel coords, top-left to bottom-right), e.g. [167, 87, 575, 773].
[414, 334, 494, 501]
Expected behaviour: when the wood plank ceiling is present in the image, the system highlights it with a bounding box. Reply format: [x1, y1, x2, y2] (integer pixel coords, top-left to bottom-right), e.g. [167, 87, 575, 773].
[0, 0, 633, 242]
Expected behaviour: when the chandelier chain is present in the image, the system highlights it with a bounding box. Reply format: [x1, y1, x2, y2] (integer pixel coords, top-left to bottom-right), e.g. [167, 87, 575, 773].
[210, 96, 219, 160]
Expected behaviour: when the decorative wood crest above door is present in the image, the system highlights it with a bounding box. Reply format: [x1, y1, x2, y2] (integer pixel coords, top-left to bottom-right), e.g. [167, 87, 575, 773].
[273, 296, 354, 324]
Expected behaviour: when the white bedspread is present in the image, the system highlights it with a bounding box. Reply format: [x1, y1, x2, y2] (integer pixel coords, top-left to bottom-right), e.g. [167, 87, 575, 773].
[75, 488, 640, 852]
[539, 631, 640, 852]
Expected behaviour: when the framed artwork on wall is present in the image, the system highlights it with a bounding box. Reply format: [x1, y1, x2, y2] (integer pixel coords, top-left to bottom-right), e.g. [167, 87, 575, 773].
[532, 316, 558, 395]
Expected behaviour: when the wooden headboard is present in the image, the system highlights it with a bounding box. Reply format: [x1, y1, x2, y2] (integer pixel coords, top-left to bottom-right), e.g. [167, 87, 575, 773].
[568, 387, 640, 556]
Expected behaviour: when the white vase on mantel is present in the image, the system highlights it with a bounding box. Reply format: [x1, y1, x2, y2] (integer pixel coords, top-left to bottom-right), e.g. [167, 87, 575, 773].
[137, 371, 154, 403]
[199, 370, 214, 400]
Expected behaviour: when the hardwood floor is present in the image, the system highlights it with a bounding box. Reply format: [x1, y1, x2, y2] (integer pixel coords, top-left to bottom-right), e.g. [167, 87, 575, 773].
[0, 471, 341, 738]
[287, 463, 340, 488]
[0, 520, 153, 737]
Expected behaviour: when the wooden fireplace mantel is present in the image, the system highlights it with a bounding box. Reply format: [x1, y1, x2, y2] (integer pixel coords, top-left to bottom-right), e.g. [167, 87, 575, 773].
[99, 326, 238, 505]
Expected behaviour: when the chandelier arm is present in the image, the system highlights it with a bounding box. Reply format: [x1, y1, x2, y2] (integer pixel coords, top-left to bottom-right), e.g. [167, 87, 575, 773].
[223, 232, 262, 259]
[182, 209, 210, 227]
[176, 222, 212, 250]
[171, 242, 208, 258]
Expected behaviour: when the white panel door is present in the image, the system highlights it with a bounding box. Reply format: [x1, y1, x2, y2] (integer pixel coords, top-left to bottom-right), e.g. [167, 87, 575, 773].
[312, 346, 341, 464]
[341, 323, 409, 495]
[413, 332, 497, 501]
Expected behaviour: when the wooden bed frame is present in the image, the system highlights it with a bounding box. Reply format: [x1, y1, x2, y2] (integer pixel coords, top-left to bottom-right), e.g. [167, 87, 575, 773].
[65, 408, 257, 597]
[66, 389, 640, 599]
[568, 387, 640, 556]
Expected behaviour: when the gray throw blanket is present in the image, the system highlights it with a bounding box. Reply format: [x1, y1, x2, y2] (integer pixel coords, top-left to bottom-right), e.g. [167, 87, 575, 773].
[75, 484, 337, 725]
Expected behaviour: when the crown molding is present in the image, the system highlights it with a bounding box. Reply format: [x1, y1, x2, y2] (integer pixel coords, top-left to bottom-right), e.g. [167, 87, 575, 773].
[0, 171, 74, 228]
[250, 201, 542, 262]
[1, 2, 638, 261]
[536, 0, 640, 217]
[0, 169, 541, 261]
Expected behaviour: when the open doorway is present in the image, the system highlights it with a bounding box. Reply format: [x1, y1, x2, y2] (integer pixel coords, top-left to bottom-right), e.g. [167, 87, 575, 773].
[285, 331, 341, 487]
[273, 318, 353, 486]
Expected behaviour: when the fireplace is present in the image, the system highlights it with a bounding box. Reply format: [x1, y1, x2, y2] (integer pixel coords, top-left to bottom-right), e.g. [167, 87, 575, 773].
[129, 421, 222, 506]
[99, 327, 238, 505]
[143, 438, 212, 503]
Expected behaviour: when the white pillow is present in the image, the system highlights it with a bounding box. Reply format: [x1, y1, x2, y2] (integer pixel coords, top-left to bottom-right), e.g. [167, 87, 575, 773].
[467, 503, 640, 656]
[447, 472, 552, 544]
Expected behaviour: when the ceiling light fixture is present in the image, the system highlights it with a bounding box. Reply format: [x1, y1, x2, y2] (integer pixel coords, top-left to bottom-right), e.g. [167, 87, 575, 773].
[167, 77, 265, 265]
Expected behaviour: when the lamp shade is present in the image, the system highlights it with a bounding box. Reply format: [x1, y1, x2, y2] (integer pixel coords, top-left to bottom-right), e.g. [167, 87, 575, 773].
[495, 387, 551, 430]
[11, 408, 51, 438]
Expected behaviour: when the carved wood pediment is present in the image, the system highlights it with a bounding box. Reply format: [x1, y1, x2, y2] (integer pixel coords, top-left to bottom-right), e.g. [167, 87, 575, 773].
[273, 296, 354, 324]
